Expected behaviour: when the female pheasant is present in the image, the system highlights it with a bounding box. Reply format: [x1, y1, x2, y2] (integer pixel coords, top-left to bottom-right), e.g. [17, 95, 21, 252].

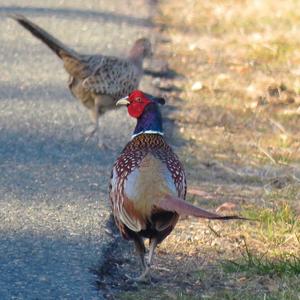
[10, 15, 152, 140]
[110, 90, 244, 281]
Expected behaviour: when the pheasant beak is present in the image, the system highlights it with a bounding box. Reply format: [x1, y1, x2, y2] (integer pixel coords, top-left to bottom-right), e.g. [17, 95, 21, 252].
[116, 97, 130, 106]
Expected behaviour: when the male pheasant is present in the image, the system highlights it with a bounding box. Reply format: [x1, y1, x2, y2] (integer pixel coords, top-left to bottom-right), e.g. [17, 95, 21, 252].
[110, 90, 245, 281]
[10, 14, 152, 140]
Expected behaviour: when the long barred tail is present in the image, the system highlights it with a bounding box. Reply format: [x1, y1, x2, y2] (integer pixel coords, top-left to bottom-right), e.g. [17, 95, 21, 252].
[9, 14, 80, 60]
[159, 194, 249, 220]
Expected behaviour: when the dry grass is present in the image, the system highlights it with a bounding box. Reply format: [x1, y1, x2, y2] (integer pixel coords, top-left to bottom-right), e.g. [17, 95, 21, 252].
[156, 0, 300, 167]
[116, 1, 300, 299]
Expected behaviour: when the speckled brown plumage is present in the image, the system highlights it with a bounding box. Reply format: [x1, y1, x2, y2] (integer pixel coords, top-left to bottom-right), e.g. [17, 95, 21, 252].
[10, 14, 152, 138]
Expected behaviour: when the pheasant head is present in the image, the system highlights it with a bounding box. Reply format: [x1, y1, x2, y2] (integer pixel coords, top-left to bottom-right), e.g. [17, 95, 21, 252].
[128, 38, 152, 64]
[116, 90, 165, 138]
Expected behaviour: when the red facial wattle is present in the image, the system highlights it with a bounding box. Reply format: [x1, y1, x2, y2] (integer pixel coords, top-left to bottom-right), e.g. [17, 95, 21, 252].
[127, 100, 150, 118]
[126, 91, 151, 118]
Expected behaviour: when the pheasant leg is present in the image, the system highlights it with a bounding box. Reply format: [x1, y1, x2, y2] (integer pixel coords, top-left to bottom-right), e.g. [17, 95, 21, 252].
[133, 238, 159, 282]
[125, 235, 148, 281]
[148, 238, 158, 267]
[85, 96, 102, 143]
[84, 112, 99, 142]
[86, 96, 115, 149]
[133, 235, 146, 271]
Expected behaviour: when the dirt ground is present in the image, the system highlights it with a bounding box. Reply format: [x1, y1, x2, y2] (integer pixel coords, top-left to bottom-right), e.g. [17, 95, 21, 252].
[97, 1, 300, 299]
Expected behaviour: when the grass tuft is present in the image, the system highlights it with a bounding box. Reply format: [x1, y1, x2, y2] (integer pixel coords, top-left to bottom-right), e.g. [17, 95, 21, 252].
[241, 202, 299, 251]
[222, 240, 300, 276]
[243, 202, 299, 227]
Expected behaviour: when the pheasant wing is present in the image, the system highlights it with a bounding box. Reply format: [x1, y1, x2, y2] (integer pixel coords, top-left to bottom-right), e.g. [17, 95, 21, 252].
[109, 146, 148, 237]
[60, 53, 92, 79]
[82, 56, 139, 98]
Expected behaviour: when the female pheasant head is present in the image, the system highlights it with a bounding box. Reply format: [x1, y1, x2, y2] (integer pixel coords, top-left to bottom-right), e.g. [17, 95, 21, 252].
[129, 38, 152, 63]
[116, 90, 165, 138]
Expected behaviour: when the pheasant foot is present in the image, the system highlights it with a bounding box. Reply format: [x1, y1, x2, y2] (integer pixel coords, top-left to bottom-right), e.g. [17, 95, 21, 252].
[124, 265, 151, 283]
[84, 125, 98, 142]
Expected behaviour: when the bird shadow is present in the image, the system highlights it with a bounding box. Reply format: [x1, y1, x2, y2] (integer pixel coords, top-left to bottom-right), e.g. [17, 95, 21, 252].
[0, 5, 153, 28]
[144, 68, 182, 80]
[91, 216, 153, 297]
[0, 81, 70, 103]
[92, 215, 204, 298]
[0, 125, 115, 199]
[0, 230, 107, 299]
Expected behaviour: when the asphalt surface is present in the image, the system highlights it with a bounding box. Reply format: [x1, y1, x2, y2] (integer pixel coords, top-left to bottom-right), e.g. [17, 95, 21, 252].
[0, 1, 156, 299]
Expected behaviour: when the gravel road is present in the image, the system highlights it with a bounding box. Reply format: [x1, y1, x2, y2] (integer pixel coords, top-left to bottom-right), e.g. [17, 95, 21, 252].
[0, 1, 156, 299]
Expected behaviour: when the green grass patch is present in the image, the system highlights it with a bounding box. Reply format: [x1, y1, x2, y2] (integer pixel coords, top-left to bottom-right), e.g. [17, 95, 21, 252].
[264, 186, 299, 205]
[243, 202, 299, 227]
[205, 286, 300, 300]
[222, 209, 300, 277]
[242, 202, 299, 247]
[222, 250, 300, 277]
[120, 288, 198, 300]
[247, 40, 296, 64]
